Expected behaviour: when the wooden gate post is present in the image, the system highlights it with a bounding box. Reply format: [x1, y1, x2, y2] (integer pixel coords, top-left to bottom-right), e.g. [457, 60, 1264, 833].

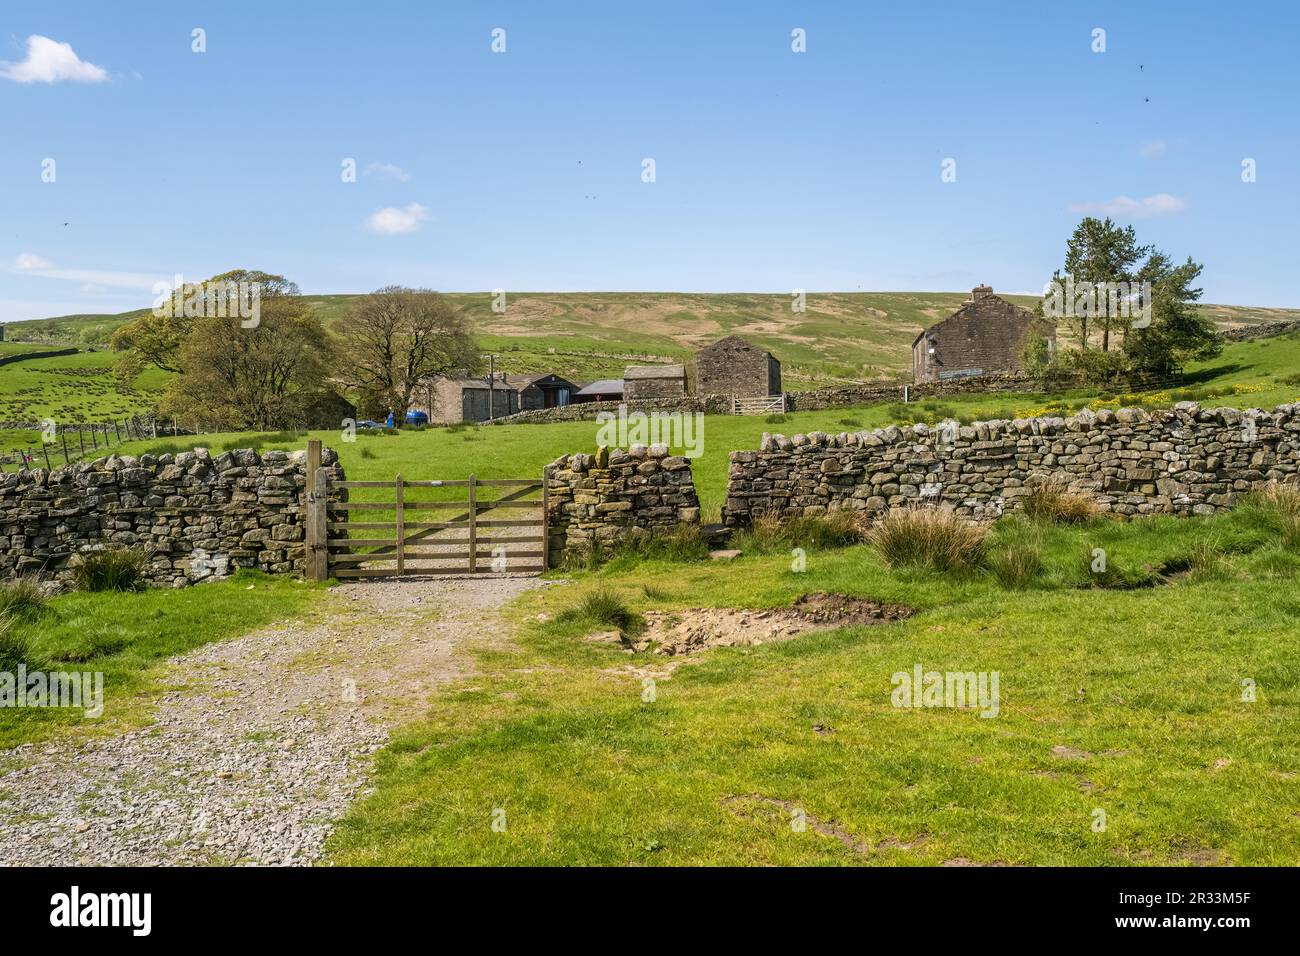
[541, 470, 550, 571]
[395, 473, 405, 576]
[304, 439, 329, 581]
[467, 473, 478, 573]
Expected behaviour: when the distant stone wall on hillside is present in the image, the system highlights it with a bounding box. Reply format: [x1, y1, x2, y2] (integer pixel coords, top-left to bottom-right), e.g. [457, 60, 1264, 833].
[722, 402, 1299, 527]
[1220, 320, 1300, 342]
[0, 446, 346, 587]
[544, 444, 700, 564]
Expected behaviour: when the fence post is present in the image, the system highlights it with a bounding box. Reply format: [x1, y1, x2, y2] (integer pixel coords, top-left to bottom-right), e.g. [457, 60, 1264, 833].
[114, 420, 121, 443]
[90, 427, 98, 451]
[78, 429, 85, 457]
[60, 431, 69, 465]
[395, 473, 405, 577]
[467, 473, 478, 574]
[304, 439, 328, 581]
[541, 470, 550, 571]
[42, 444, 51, 470]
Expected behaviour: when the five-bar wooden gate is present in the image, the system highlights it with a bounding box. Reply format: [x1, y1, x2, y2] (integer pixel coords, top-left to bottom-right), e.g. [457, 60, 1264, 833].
[303, 441, 548, 580]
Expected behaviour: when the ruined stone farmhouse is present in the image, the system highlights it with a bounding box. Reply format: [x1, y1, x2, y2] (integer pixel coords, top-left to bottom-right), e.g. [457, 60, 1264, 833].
[912, 285, 1055, 383]
[695, 335, 782, 398]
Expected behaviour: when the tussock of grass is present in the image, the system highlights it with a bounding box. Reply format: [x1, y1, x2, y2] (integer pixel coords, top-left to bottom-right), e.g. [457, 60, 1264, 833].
[569, 525, 712, 570]
[985, 540, 1044, 589]
[867, 506, 986, 572]
[71, 548, 150, 592]
[0, 617, 48, 672]
[557, 588, 641, 633]
[1238, 481, 1300, 549]
[1020, 476, 1100, 524]
[733, 511, 863, 554]
[0, 577, 49, 620]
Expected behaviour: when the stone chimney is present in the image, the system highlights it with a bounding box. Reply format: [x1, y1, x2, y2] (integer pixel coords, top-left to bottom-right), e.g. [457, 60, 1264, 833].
[971, 284, 993, 302]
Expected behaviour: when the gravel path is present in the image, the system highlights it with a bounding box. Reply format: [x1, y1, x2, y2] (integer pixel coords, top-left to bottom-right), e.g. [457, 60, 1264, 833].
[0, 575, 545, 866]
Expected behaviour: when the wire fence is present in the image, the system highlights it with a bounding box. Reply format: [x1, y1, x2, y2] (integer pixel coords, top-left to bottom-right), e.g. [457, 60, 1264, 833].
[0, 415, 166, 474]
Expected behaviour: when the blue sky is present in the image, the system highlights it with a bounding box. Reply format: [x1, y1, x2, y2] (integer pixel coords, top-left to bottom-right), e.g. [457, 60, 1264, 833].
[2, 0, 1298, 323]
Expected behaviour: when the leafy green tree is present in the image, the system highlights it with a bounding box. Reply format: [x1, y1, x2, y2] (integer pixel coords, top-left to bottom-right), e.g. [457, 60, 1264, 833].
[334, 287, 480, 418]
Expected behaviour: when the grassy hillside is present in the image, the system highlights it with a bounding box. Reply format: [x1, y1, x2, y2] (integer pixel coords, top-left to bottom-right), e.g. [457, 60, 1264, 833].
[0, 350, 166, 425]
[8, 293, 1298, 389]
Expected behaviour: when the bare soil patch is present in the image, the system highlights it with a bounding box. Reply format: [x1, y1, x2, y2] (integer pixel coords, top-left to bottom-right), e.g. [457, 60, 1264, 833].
[629, 592, 913, 656]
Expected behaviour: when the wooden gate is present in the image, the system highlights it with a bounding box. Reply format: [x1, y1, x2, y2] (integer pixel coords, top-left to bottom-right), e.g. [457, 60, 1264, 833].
[303, 443, 548, 580]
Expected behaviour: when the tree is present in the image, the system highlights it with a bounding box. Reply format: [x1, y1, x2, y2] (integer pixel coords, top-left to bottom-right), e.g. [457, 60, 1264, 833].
[334, 287, 480, 418]
[1049, 217, 1151, 351]
[1042, 218, 1217, 382]
[158, 278, 333, 430]
[111, 269, 300, 382]
[1123, 253, 1220, 376]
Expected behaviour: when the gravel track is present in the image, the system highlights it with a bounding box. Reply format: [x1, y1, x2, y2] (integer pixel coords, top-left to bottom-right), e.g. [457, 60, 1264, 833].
[0, 575, 544, 866]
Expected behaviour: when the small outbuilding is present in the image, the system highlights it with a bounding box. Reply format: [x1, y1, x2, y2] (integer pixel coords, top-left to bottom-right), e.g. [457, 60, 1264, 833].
[506, 373, 578, 410]
[912, 285, 1056, 383]
[417, 373, 520, 423]
[695, 335, 781, 397]
[573, 379, 625, 403]
[623, 364, 687, 401]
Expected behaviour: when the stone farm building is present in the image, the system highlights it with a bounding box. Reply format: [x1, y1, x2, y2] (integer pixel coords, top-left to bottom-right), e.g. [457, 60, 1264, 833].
[912, 285, 1055, 383]
[574, 379, 624, 403]
[695, 335, 781, 398]
[506, 373, 578, 410]
[623, 364, 688, 400]
[418, 372, 520, 423]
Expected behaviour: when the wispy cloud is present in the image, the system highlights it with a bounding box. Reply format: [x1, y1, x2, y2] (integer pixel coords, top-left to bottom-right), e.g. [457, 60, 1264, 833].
[1, 35, 107, 84]
[14, 252, 53, 271]
[364, 202, 430, 234]
[6, 254, 162, 290]
[1137, 139, 1167, 158]
[364, 162, 411, 182]
[1066, 193, 1187, 220]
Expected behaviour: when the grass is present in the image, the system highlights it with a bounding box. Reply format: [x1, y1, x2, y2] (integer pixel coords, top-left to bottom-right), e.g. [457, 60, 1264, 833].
[70, 548, 150, 592]
[555, 589, 641, 633]
[1020, 476, 1101, 524]
[867, 506, 987, 572]
[326, 503, 1300, 866]
[0, 569, 323, 747]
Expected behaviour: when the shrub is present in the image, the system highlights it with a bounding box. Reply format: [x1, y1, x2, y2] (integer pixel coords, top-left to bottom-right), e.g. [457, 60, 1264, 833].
[1238, 481, 1300, 550]
[1020, 476, 1099, 524]
[0, 577, 48, 621]
[867, 506, 986, 572]
[733, 511, 864, 554]
[0, 617, 48, 672]
[71, 547, 150, 592]
[557, 588, 641, 633]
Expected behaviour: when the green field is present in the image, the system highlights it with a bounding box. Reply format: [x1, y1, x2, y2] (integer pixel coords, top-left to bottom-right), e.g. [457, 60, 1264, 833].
[325, 507, 1300, 865]
[0, 350, 165, 425]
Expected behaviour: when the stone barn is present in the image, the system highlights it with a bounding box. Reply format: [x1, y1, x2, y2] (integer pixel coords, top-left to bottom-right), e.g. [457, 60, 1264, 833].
[695, 335, 781, 397]
[623, 364, 687, 400]
[912, 285, 1055, 383]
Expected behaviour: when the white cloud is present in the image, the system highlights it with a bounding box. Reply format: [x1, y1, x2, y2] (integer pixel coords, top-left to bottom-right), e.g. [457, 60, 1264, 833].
[1, 35, 108, 84]
[1138, 139, 1168, 158]
[364, 202, 430, 234]
[364, 162, 411, 182]
[1066, 193, 1187, 220]
[15, 252, 53, 271]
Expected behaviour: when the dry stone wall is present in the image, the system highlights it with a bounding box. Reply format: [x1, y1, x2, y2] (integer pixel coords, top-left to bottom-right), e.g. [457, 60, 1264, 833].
[723, 402, 1299, 526]
[544, 444, 701, 563]
[0, 446, 345, 587]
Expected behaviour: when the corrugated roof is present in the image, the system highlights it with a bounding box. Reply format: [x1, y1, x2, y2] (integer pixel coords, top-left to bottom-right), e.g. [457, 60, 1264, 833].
[576, 379, 624, 395]
[624, 364, 685, 380]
